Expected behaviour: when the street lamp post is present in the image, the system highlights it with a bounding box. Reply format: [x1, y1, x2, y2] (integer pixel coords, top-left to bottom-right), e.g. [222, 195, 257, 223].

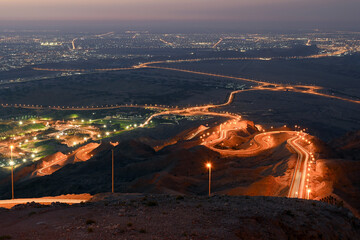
[112, 149, 114, 193]
[206, 163, 212, 197]
[307, 189, 311, 200]
[10, 145, 14, 199]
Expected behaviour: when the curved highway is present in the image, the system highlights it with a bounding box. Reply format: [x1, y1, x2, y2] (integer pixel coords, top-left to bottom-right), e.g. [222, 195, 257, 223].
[34, 143, 99, 177]
[287, 135, 311, 199]
[198, 124, 312, 199]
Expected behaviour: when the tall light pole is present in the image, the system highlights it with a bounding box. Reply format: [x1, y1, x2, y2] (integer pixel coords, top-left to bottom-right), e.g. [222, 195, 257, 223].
[10, 145, 14, 199]
[112, 149, 114, 193]
[206, 163, 212, 197]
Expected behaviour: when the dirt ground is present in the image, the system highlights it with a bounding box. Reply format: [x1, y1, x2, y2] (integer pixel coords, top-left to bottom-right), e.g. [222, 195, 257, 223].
[0, 193, 359, 240]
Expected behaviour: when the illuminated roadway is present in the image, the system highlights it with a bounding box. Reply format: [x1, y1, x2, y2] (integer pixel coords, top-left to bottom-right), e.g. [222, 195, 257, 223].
[29, 55, 360, 106]
[35, 154, 68, 176]
[74, 143, 99, 162]
[203, 131, 291, 156]
[0, 103, 174, 111]
[287, 135, 311, 199]
[34, 143, 99, 177]
[200, 124, 312, 198]
[0, 198, 86, 207]
[1, 50, 349, 201]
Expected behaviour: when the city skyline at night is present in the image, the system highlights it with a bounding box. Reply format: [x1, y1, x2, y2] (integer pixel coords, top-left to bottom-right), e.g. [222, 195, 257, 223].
[0, 1, 359, 239]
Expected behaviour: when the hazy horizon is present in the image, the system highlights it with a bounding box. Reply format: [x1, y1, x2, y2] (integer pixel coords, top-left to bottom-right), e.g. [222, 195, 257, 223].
[1, 0, 359, 32]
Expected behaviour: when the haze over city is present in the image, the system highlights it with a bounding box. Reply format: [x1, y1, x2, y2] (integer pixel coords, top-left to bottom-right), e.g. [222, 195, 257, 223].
[1, 0, 360, 31]
[0, 0, 359, 239]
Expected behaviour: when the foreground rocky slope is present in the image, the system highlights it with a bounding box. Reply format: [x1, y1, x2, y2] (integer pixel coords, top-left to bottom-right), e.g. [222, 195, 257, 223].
[0, 194, 359, 240]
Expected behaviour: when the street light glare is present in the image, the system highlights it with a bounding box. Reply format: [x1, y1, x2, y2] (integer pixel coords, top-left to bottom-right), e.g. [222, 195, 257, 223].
[10, 145, 14, 150]
[206, 163, 212, 168]
[9, 161, 15, 166]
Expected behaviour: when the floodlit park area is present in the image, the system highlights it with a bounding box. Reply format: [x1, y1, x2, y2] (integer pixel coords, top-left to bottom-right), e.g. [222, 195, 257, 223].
[0, 110, 159, 169]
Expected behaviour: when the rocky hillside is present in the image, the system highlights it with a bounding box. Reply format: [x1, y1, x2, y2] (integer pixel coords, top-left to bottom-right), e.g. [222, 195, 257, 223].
[0, 121, 294, 199]
[0, 194, 359, 240]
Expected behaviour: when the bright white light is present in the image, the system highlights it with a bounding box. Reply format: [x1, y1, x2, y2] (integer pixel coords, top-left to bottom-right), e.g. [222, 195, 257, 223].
[23, 159, 27, 162]
[9, 161, 15, 166]
[106, 132, 110, 136]
[19, 121, 23, 125]
[31, 154, 35, 158]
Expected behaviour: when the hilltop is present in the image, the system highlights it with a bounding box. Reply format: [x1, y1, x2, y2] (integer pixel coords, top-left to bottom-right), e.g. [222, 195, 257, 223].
[0, 194, 359, 240]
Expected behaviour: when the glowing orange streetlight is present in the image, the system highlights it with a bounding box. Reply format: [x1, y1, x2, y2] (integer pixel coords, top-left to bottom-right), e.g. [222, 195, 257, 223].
[10, 145, 14, 199]
[307, 189, 311, 200]
[206, 162, 212, 196]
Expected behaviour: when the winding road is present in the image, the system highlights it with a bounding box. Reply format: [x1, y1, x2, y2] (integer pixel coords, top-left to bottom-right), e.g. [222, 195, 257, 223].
[34, 143, 100, 177]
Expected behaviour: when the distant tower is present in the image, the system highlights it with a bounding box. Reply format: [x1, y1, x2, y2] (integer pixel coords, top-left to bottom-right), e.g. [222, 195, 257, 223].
[72, 38, 77, 50]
